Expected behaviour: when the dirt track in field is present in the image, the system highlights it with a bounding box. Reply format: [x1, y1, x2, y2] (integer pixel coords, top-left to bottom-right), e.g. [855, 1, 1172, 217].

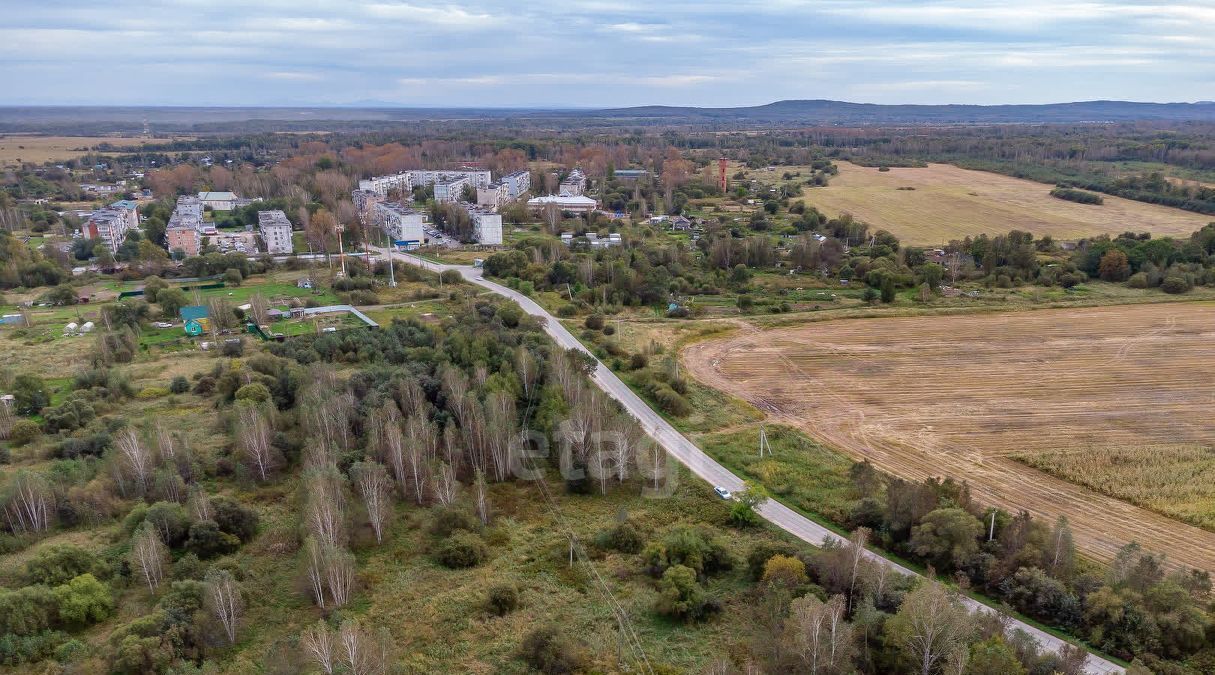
[682, 303, 1215, 571]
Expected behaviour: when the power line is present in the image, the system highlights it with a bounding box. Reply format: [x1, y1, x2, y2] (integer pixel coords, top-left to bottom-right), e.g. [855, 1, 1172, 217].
[526, 466, 654, 675]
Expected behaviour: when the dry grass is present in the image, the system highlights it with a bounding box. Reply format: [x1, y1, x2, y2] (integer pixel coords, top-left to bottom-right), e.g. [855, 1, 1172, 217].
[1016, 444, 1215, 530]
[684, 302, 1215, 571]
[802, 161, 1212, 245]
[0, 135, 190, 167]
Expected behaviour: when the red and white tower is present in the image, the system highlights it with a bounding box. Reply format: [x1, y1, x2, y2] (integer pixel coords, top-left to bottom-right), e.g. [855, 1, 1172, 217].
[718, 157, 728, 193]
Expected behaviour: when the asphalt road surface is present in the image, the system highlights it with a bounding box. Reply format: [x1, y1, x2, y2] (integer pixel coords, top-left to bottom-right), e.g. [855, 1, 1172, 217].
[377, 247, 1124, 675]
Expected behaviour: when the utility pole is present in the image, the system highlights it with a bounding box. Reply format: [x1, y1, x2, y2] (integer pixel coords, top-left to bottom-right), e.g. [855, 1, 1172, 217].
[384, 230, 396, 288]
[336, 224, 347, 278]
[758, 424, 772, 458]
[988, 510, 996, 542]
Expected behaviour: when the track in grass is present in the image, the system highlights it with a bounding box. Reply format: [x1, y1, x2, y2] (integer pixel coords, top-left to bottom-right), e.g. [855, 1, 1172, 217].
[683, 302, 1215, 572]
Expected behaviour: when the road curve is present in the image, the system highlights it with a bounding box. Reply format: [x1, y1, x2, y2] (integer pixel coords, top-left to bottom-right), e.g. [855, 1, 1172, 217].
[379, 248, 1124, 675]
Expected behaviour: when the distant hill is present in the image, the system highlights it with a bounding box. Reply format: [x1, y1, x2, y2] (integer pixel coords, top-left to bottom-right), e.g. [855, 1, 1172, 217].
[1, 99, 1214, 133]
[593, 99, 1215, 124]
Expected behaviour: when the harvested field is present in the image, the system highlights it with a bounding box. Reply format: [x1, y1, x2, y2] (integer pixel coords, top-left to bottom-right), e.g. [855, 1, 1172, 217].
[804, 161, 1212, 245]
[683, 302, 1215, 571]
[0, 134, 188, 166]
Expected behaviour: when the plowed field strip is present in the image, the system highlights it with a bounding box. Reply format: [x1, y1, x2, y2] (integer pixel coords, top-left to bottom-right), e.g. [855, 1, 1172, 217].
[683, 303, 1215, 571]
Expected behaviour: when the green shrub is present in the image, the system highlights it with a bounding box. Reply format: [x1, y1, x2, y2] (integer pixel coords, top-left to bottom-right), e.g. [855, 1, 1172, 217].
[486, 584, 520, 616]
[185, 520, 241, 559]
[42, 396, 96, 433]
[655, 564, 719, 622]
[435, 530, 488, 569]
[1161, 276, 1191, 294]
[169, 376, 190, 394]
[584, 314, 605, 330]
[26, 545, 101, 586]
[210, 496, 259, 542]
[234, 383, 271, 403]
[597, 521, 644, 554]
[519, 626, 585, 674]
[10, 419, 41, 446]
[429, 507, 479, 537]
[53, 573, 113, 626]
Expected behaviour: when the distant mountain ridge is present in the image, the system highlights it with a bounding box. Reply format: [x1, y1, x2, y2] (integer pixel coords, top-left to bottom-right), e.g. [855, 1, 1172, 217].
[1, 99, 1214, 133]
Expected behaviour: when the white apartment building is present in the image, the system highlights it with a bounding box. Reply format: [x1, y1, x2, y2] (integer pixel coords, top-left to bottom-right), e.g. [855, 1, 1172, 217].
[358, 170, 493, 197]
[257, 210, 294, 254]
[464, 205, 503, 245]
[374, 202, 426, 247]
[501, 170, 531, 199]
[434, 175, 471, 204]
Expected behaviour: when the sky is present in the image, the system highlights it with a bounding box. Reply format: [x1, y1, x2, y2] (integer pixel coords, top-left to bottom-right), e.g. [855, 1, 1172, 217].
[1, 0, 1213, 108]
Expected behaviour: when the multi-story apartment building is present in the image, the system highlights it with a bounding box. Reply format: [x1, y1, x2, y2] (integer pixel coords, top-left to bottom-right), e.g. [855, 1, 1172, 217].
[464, 205, 503, 245]
[257, 210, 294, 254]
[166, 225, 201, 258]
[357, 170, 493, 197]
[434, 175, 471, 204]
[85, 205, 135, 252]
[476, 182, 509, 209]
[500, 170, 531, 199]
[373, 202, 426, 248]
[165, 196, 206, 257]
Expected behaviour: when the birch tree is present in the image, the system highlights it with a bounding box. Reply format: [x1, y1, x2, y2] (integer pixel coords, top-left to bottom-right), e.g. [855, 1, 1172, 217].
[303, 536, 328, 610]
[473, 469, 490, 526]
[187, 485, 212, 522]
[205, 569, 243, 645]
[785, 594, 854, 674]
[1045, 515, 1075, 580]
[129, 522, 168, 593]
[846, 527, 871, 612]
[323, 545, 355, 608]
[339, 620, 389, 675]
[432, 462, 457, 506]
[301, 621, 336, 674]
[351, 461, 391, 545]
[887, 580, 973, 675]
[116, 428, 152, 497]
[238, 403, 277, 482]
[303, 466, 347, 548]
[2, 470, 54, 533]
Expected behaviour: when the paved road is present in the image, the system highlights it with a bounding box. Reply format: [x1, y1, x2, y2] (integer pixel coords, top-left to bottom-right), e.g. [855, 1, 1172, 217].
[375, 247, 1124, 675]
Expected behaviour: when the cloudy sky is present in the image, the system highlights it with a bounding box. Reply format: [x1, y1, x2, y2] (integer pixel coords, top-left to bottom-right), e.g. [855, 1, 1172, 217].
[2, 1, 1212, 107]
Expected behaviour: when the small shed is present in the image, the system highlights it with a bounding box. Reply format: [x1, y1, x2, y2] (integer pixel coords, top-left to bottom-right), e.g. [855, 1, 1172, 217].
[180, 305, 210, 336]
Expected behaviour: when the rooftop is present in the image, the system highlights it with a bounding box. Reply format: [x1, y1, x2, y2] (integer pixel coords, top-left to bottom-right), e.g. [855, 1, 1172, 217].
[198, 191, 238, 201]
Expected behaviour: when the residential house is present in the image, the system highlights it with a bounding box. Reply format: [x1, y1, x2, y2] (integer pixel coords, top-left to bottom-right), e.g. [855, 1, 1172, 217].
[180, 305, 210, 336]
